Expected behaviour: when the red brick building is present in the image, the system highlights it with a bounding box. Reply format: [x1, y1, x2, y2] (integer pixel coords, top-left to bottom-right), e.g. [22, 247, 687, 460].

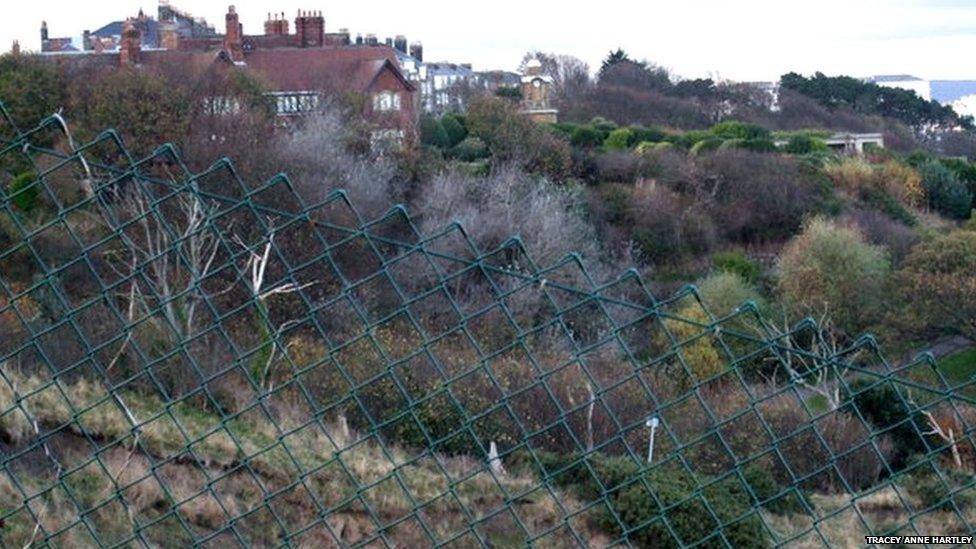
[43, 6, 418, 139]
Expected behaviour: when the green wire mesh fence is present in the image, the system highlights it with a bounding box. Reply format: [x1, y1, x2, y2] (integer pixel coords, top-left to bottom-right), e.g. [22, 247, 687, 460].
[1, 99, 975, 548]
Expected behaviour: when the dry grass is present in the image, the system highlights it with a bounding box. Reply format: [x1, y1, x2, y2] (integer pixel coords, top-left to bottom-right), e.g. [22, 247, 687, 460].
[0, 364, 595, 546]
[764, 487, 976, 547]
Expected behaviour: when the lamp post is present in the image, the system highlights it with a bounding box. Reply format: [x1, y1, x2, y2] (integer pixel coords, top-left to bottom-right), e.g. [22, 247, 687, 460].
[646, 416, 659, 463]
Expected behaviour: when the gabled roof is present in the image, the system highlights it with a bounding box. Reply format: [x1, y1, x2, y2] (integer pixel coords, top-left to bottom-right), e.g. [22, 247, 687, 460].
[239, 46, 415, 93]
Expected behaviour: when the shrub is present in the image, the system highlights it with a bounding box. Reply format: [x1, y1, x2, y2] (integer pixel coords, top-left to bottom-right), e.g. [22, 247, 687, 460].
[449, 136, 489, 161]
[711, 251, 761, 283]
[604, 128, 634, 150]
[466, 96, 573, 180]
[589, 116, 618, 133]
[628, 125, 667, 144]
[896, 230, 976, 342]
[662, 303, 725, 390]
[440, 113, 467, 147]
[776, 217, 890, 335]
[918, 160, 973, 219]
[703, 150, 820, 242]
[515, 453, 768, 548]
[594, 151, 641, 182]
[599, 184, 631, 224]
[879, 161, 924, 208]
[610, 467, 768, 548]
[840, 209, 919, 263]
[494, 86, 522, 99]
[697, 271, 763, 316]
[844, 378, 926, 469]
[571, 125, 605, 148]
[419, 115, 450, 148]
[6, 171, 39, 212]
[710, 120, 771, 141]
[898, 463, 976, 511]
[759, 392, 895, 493]
[689, 137, 723, 156]
[739, 138, 778, 153]
[783, 134, 829, 154]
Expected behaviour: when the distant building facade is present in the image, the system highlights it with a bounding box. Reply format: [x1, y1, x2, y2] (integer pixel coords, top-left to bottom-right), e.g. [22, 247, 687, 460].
[865, 75, 932, 101]
[38, 5, 417, 139]
[519, 59, 558, 123]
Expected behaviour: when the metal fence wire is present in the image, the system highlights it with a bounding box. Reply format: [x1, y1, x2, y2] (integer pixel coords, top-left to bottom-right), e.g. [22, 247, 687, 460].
[1, 99, 975, 548]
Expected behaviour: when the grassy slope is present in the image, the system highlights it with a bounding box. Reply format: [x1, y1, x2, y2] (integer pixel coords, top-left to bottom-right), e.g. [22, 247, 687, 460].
[3, 365, 975, 547]
[0, 366, 599, 547]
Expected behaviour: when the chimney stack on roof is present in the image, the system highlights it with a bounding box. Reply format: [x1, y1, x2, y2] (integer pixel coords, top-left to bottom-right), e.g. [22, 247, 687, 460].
[11, 41, 20, 55]
[40, 20, 48, 43]
[159, 19, 179, 49]
[119, 18, 141, 65]
[264, 11, 290, 35]
[295, 8, 324, 47]
[409, 41, 423, 62]
[224, 5, 244, 62]
[365, 33, 377, 46]
[394, 35, 407, 54]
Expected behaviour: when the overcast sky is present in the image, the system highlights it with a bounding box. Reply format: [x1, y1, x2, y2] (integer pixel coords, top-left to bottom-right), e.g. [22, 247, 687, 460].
[3, 0, 976, 81]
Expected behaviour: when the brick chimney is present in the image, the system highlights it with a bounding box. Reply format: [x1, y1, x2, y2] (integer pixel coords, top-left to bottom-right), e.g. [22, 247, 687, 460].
[224, 5, 244, 63]
[159, 20, 179, 50]
[295, 10, 324, 48]
[394, 35, 407, 54]
[11, 41, 20, 55]
[119, 19, 141, 65]
[264, 12, 289, 36]
[409, 41, 423, 62]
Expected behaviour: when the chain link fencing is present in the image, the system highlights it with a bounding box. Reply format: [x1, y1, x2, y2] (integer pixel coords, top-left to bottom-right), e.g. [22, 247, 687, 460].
[1, 100, 975, 547]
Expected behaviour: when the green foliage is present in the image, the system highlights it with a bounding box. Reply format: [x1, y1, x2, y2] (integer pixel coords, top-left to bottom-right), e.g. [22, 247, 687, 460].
[600, 49, 632, 75]
[739, 138, 778, 153]
[918, 160, 973, 219]
[689, 137, 723, 156]
[420, 115, 450, 148]
[697, 271, 765, 316]
[494, 86, 522, 100]
[510, 453, 769, 547]
[466, 96, 572, 180]
[710, 120, 771, 141]
[898, 463, 976, 511]
[449, 136, 489, 161]
[782, 134, 830, 155]
[571, 125, 606, 148]
[610, 467, 768, 548]
[777, 217, 891, 334]
[6, 172, 39, 212]
[897, 230, 976, 342]
[711, 251, 761, 284]
[0, 54, 65, 145]
[71, 68, 190, 153]
[844, 379, 926, 468]
[671, 129, 713, 149]
[589, 116, 619, 134]
[628, 125, 666, 144]
[440, 114, 467, 147]
[601, 185, 630, 224]
[604, 128, 634, 150]
[780, 71, 971, 131]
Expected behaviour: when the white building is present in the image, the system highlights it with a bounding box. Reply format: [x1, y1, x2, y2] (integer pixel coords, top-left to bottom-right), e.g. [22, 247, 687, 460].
[951, 94, 976, 118]
[865, 75, 931, 101]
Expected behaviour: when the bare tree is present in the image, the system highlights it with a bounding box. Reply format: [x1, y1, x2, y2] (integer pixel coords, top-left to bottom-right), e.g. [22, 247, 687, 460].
[234, 219, 316, 390]
[763, 314, 852, 411]
[106, 186, 224, 344]
[519, 51, 592, 106]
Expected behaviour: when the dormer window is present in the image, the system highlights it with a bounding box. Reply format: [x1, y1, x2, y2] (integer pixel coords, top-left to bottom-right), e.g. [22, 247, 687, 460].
[373, 91, 401, 112]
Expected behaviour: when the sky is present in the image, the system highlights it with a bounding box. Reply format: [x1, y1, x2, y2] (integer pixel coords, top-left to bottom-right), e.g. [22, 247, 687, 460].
[3, 0, 976, 82]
